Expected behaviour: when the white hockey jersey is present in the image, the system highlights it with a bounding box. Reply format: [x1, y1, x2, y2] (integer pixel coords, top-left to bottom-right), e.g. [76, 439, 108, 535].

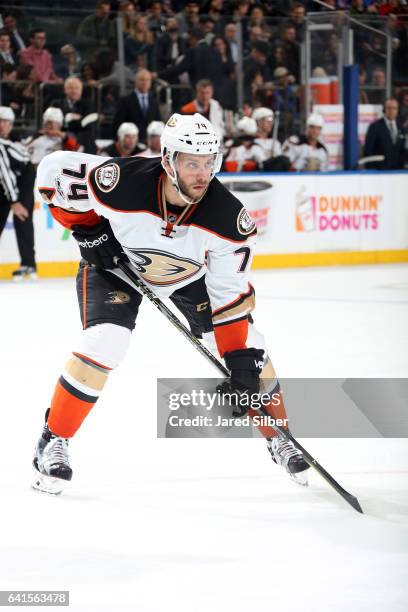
[37, 151, 258, 354]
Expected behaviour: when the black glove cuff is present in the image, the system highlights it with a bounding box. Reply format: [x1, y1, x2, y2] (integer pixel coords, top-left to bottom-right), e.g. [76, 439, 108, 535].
[224, 348, 264, 374]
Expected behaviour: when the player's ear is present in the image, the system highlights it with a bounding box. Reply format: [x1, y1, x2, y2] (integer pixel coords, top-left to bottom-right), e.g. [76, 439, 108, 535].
[162, 156, 175, 178]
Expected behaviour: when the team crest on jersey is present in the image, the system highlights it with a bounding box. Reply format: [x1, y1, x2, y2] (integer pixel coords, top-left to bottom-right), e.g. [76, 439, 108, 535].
[126, 249, 202, 286]
[167, 117, 177, 127]
[237, 208, 256, 235]
[95, 163, 120, 192]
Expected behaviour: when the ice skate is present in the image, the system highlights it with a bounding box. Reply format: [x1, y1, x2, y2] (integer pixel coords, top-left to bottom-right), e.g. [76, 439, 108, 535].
[267, 435, 309, 486]
[12, 266, 37, 282]
[32, 424, 72, 495]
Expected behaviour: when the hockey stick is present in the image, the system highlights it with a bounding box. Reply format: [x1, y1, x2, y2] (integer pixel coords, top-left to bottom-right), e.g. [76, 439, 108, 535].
[115, 258, 363, 514]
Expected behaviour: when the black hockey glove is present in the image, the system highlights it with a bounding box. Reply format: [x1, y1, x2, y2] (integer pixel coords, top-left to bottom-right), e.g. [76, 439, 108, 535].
[217, 348, 264, 418]
[71, 218, 128, 270]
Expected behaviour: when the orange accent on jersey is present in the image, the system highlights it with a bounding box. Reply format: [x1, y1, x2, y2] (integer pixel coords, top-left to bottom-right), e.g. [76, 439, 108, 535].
[247, 390, 288, 439]
[49, 206, 101, 230]
[224, 160, 258, 173]
[180, 101, 197, 114]
[83, 265, 88, 330]
[63, 134, 80, 151]
[213, 318, 248, 357]
[72, 352, 112, 371]
[48, 380, 95, 438]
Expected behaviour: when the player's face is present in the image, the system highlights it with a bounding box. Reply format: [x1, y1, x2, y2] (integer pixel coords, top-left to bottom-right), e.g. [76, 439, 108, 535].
[308, 125, 321, 140]
[0, 118, 12, 138]
[175, 153, 215, 200]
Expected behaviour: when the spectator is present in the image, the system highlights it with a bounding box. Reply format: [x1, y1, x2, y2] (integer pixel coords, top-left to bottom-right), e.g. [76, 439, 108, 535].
[80, 61, 99, 88]
[224, 22, 238, 64]
[158, 30, 229, 100]
[146, 1, 167, 39]
[282, 112, 329, 171]
[118, 0, 138, 36]
[99, 122, 145, 157]
[0, 63, 18, 108]
[199, 16, 216, 45]
[364, 98, 406, 169]
[50, 76, 97, 153]
[247, 5, 272, 41]
[399, 90, 408, 131]
[154, 18, 187, 73]
[125, 15, 155, 70]
[93, 48, 134, 93]
[112, 68, 161, 142]
[269, 43, 287, 75]
[211, 35, 236, 110]
[244, 42, 273, 101]
[176, 1, 201, 36]
[76, 0, 116, 55]
[19, 29, 61, 83]
[358, 66, 370, 104]
[13, 64, 38, 120]
[288, 2, 306, 42]
[0, 105, 37, 280]
[367, 66, 387, 104]
[206, 0, 228, 35]
[180, 78, 225, 138]
[321, 33, 339, 76]
[225, 116, 265, 172]
[278, 23, 300, 82]
[137, 120, 164, 157]
[53, 44, 81, 81]
[0, 30, 18, 67]
[2, 13, 26, 54]
[25, 107, 79, 165]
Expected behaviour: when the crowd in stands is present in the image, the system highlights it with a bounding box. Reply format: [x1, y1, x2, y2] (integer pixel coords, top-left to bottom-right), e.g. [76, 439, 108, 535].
[0, 0, 407, 171]
[0, 0, 407, 279]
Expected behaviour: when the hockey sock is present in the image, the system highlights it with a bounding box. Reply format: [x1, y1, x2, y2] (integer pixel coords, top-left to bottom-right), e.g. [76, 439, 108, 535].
[47, 353, 111, 438]
[248, 378, 289, 439]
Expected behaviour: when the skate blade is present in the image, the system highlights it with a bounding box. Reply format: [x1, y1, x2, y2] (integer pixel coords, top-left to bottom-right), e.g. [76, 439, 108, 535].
[31, 471, 68, 495]
[289, 470, 309, 487]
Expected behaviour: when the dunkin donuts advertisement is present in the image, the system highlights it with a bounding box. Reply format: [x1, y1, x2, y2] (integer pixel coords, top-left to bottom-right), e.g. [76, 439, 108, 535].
[0, 171, 407, 276]
[219, 172, 408, 256]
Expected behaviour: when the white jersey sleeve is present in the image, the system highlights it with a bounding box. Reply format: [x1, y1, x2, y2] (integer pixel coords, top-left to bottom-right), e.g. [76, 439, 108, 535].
[36, 150, 105, 212]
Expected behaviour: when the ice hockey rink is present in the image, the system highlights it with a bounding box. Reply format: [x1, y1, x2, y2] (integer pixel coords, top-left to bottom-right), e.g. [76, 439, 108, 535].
[1, 263, 407, 612]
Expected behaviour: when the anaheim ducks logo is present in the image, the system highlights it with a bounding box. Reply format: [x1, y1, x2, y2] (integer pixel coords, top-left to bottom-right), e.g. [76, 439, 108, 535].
[105, 290, 131, 304]
[126, 249, 202, 286]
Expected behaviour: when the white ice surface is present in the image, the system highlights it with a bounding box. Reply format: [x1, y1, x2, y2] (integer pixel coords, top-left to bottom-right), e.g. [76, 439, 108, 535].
[0, 264, 407, 612]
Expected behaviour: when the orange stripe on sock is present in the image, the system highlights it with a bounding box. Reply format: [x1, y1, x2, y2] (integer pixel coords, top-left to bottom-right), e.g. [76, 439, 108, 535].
[48, 379, 96, 438]
[72, 352, 112, 370]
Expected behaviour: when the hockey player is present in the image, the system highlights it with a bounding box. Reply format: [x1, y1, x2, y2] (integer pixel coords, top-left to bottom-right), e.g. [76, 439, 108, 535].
[137, 121, 165, 158]
[25, 107, 79, 166]
[282, 112, 329, 172]
[32, 113, 309, 494]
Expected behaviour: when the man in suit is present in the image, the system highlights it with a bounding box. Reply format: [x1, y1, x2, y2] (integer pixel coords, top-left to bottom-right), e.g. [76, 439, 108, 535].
[364, 98, 406, 170]
[112, 69, 161, 143]
[0, 30, 18, 67]
[50, 76, 96, 153]
[2, 14, 26, 54]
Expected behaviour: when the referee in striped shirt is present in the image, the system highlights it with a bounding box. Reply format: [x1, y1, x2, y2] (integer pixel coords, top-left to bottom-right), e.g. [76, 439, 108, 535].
[0, 106, 37, 279]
